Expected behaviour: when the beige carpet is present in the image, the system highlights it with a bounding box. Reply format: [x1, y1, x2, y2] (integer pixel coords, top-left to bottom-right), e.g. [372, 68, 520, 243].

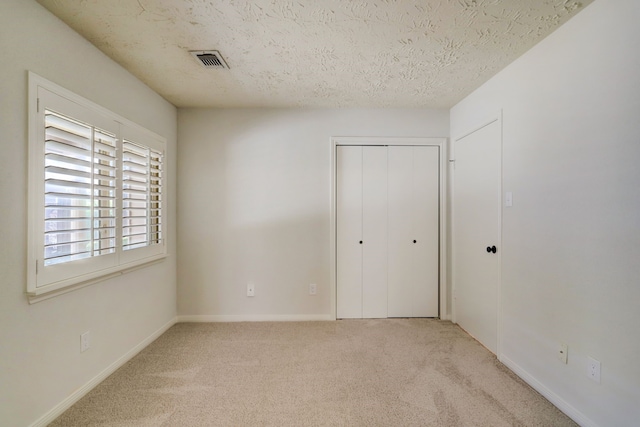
[51, 319, 577, 426]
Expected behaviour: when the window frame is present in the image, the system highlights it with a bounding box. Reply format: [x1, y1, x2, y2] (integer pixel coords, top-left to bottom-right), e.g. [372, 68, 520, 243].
[27, 72, 167, 302]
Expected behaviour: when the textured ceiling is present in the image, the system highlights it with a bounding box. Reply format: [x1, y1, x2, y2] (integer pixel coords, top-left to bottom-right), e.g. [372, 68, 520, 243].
[36, 0, 592, 108]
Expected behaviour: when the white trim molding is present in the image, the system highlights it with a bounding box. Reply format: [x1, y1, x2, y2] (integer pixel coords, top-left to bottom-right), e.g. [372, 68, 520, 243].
[177, 314, 334, 323]
[501, 356, 598, 427]
[29, 318, 177, 427]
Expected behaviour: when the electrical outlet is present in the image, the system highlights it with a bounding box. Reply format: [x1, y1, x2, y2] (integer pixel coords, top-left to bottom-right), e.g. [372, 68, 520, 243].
[558, 343, 568, 364]
[309, 283, 317, 295]
[247, 283, 255, 297]
[80, 331, 91, 353]
[587, 356, 601, 383]
[505, 191, 513, 207]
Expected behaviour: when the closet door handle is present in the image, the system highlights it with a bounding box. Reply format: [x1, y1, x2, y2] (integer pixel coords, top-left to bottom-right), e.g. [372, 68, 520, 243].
[486, 245, 497, 254]
[413, 240, 417, 243]
[359, 241, 363, 244]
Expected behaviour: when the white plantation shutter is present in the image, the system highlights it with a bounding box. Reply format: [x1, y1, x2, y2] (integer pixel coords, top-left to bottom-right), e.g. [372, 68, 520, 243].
[43, 111, 118, 267]
[122, 140, 163, 251]
[44, 111, 94, 266]
[122, 140, 150, 251]
[92, 129, 118, 256]
[29, 74, 166, 298]
[149, 149, 163, 245]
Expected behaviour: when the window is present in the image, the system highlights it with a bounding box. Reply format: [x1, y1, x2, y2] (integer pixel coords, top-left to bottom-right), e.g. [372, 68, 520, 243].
[28, 73, 166, 299]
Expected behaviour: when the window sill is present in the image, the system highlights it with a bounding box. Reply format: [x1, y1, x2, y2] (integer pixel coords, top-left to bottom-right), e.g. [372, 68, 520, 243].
[27, 254, 167, 304]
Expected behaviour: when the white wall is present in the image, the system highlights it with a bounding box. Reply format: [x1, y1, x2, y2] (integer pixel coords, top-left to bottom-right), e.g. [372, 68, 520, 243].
[177, 108, 449, 319]
[450, 0, 640, 425]
[0, 1, 177, 425]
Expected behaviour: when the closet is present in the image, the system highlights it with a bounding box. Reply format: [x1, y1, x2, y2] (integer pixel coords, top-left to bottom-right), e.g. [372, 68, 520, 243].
[336, 145, 439, 319]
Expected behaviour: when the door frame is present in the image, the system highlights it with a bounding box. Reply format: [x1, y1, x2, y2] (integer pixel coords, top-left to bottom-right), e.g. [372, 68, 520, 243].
[330, 136, 448, 320]
[451, 112, 503, 358]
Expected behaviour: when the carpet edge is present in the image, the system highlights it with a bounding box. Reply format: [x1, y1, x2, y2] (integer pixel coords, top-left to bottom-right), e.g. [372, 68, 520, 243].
[29, 317, 178, 427]
[177, 314, 334, 322]
[500, 354, 598, 427]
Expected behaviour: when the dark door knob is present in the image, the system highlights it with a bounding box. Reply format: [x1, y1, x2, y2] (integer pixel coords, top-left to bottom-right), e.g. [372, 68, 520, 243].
[486, 245, 497, 254]
[359, 241, 363, 244]
[413, 240, 417, 243]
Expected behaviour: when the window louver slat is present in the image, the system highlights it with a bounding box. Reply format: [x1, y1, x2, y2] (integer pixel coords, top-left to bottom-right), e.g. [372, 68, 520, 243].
[45, 166, 91, 180]
[45, 179, 92, 192]
[45, 139, 91, 158]
[45, 152, 92, 170]
[45, 127, 91, 149]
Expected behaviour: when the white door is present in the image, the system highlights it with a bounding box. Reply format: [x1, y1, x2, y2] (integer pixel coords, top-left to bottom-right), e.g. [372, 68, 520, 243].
[388, 146, 439, 317]
[336, 146, 363, 319]
[336, 146, 388, 318]
[361, 147, 388, 318]
[453, 120, 501, 354]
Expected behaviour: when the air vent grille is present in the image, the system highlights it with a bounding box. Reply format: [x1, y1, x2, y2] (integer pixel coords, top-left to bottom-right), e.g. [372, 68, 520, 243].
[189, 50, 229, 69]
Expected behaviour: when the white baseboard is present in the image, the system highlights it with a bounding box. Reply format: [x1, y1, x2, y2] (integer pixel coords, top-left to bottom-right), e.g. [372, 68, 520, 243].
[500, 355, 597, 427]
[177, 314, 334, 322]
[29, 317, 177, 427]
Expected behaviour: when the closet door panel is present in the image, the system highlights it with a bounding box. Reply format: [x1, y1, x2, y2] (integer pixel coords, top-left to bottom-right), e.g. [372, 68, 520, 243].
[362, 147, 388, 318]
[413, 146, 440, 317]
[336, 146, 363, 318]
[387, 146, 414, 317]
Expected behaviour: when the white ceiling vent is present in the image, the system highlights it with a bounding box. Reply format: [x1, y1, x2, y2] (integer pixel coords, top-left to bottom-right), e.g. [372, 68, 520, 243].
[190, 50, 229, 69]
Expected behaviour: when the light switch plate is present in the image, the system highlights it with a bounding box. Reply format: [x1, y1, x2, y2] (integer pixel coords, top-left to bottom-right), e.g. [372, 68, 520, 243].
[558, 343, 568, 364]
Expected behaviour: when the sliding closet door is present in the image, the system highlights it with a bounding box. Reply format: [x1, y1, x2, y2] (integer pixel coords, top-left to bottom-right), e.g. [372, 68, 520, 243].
[412, 146, 440, 317]
[387, 147, 413, 316]
[388, 146, 439, 317]
[336, 146, 363, 319]
[361, 147, 388, 318]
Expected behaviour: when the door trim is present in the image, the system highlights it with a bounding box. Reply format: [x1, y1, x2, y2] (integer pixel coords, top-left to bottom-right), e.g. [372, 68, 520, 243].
[451, 112, 503, 358]
[330, 136, 448, 320]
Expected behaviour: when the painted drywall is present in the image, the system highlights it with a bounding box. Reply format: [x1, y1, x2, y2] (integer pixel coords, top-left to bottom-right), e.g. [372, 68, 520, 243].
[177, 108, 449, 319]
[450, 0, 640, 425]
[0, 1, 177, 425]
